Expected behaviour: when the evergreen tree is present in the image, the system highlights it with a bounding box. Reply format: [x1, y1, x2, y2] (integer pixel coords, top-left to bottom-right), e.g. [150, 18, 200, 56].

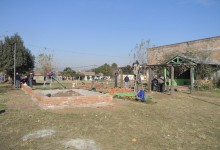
[0, 34, 34, 78]
[95, 63, 112, 76]
[62, 67, 76, 78]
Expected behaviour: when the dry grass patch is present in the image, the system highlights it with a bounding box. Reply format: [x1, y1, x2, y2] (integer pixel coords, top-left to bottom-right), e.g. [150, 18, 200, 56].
[0, 83, 219, 150]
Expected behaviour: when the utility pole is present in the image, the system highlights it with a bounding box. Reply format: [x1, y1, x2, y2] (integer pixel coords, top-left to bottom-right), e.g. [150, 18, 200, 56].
[94, 64, 96, 74]
[14, 43, 16, 88]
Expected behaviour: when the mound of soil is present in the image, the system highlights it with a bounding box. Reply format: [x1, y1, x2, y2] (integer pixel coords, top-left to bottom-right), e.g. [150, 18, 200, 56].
[52, 90, 81, 97]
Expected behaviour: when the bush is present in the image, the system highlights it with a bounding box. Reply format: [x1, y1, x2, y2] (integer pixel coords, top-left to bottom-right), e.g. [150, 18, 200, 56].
[195, 80, 214, 90]
[214, 78, 220, 88]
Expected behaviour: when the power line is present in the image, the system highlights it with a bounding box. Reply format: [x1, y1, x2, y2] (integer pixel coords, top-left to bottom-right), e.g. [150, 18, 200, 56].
[27, 44, 128, 58]
[27, 44, 131, 68]
[71, 65, 97, 69]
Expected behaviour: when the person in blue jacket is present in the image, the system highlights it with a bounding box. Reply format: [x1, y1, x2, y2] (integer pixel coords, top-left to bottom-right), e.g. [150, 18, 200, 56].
[137, 90, 145, 102]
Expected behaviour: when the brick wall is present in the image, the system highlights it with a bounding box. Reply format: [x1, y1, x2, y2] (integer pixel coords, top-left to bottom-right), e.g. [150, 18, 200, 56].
[148, 36, 220, 65]
[21, 84, 112, 109]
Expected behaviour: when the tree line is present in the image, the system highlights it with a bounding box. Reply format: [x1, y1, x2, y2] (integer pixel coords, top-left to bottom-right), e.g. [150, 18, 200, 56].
[62, 63, 119, 79]
[0, 33, 139, 80]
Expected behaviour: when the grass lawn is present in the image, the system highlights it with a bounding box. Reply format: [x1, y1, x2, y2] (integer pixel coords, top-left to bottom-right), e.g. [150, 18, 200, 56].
[0, 83, 219, 150]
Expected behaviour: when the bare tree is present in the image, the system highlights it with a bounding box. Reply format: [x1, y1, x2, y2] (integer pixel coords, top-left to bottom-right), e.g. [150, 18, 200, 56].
[130, 40, 151, 64]
[35, 52, 54, 76]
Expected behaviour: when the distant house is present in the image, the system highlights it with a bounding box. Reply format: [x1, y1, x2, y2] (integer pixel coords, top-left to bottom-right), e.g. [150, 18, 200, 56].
[94, 73, 104, 80]
[34, 70, 62, 81]
[34, 71, 44, 81]
[80, 72, 95, 81]
[119, 74, 146, 81]
[96, 73, 103, 77]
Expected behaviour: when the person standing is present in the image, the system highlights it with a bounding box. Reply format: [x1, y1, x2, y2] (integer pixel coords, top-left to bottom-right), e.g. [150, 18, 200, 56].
[158, 75, 165, 92]
[124, 75, 129, 88]
[28, 73, 33, 88]
[152, 75, 159, 91]
[15, 72, 21, 88]
[114, 73, 118, 88]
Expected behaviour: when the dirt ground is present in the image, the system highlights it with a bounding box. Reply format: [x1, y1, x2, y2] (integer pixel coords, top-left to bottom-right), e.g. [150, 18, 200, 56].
[0, 83, 219, 150]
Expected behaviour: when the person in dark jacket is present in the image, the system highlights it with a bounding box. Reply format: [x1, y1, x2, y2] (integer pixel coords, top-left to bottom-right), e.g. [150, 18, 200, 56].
[151, 75, 159, 91]
[124, 75, 130, 88]
[15, 72, 21, 88]
[28, 73, 33, 88]
[158, 75, 165, 92]
[114, 73, 118, 88]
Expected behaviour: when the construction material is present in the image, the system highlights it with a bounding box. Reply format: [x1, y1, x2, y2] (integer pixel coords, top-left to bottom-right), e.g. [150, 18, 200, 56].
[113, 92, 152, 102]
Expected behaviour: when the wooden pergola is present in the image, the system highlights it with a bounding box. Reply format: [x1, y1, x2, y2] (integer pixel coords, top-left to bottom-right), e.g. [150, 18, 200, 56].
[118, 56, 197, 95]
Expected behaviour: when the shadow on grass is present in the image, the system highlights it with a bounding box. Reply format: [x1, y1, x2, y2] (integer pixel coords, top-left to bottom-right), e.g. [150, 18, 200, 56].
[0, 84, 15, 94]
[34, 82, 44, 86]
[189, 96, 220, 106]
[0, 109, 6, 114]
[0, 88, 7, 94]
[113, 94, 156, 104]
[0, 103, 7, 114]
[134, 99, 157, 104]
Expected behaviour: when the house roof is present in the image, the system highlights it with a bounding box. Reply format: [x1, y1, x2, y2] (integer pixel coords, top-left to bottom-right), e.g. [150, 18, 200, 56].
[80, 72, 95, 76]
[166, 55, 197, 65]
[173, 55, 220, 65]
[96, 73, 103, 76]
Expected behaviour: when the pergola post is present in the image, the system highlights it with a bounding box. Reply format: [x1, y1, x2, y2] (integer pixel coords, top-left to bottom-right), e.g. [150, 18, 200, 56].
[190, 67, 194, 93]
[148, 68, 152, 92]
[145, 67, 148, 83]
[120, 69, 123, 88]
[164, 67, 167, 91]
[171, 66, 174, 95]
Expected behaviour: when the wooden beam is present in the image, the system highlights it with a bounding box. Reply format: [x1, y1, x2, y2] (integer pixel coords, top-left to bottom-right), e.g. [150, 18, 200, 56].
[144, 68, 147, 90]
[148, 68, 152, 92]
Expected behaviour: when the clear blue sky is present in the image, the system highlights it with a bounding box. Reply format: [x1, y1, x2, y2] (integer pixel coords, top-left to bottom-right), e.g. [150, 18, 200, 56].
[1, 0, 220, 70]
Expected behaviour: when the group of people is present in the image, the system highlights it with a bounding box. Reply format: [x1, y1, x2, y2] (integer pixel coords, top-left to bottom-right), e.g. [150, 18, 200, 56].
[15, 72, 34, 88]
[152, 75, 165, 92]
[124, 73, 166, 93]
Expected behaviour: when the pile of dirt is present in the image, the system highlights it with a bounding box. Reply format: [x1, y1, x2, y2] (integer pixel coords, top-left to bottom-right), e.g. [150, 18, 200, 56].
[52, 90, 81, 97]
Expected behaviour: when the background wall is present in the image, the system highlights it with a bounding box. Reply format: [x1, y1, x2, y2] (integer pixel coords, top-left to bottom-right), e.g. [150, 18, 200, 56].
[148, 36, 220, 65]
